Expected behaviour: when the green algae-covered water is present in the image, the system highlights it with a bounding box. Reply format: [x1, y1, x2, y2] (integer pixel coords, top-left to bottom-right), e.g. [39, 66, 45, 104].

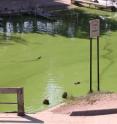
[0, 9, 117, 113]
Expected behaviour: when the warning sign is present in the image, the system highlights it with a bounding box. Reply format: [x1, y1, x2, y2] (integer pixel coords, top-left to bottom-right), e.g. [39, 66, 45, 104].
[89, 19, 100, 38]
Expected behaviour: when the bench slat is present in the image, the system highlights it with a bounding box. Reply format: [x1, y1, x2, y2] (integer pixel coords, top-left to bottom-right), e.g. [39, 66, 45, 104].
[0, 87, 23, 94]
[0, 102, 17, 104]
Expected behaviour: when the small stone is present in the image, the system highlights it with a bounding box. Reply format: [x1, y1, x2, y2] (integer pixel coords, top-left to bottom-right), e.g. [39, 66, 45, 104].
[62, 92, 68, 99]
[43, 99, 49, 105]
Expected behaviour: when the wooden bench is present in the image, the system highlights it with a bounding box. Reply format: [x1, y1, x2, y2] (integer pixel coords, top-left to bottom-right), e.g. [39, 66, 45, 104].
[0, 87, 25, 116]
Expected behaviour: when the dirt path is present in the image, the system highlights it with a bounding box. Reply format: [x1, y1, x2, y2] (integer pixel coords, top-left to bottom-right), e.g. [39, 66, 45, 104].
[0, 93, 117, 124]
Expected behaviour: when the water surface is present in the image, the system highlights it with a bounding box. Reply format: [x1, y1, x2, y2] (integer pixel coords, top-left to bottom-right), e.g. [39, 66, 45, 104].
[0, 10, 116, 113]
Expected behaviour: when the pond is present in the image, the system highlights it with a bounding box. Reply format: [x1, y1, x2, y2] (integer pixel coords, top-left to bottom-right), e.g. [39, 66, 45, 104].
[0, 10, 116, 113]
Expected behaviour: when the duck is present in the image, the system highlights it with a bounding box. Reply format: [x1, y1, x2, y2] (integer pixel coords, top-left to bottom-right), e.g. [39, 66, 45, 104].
[74, 81, 80, 85]
[36, 56, 42, 60]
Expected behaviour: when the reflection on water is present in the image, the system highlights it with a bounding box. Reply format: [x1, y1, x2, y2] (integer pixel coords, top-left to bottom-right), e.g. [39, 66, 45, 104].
[0, 12, 115, 39]
[0, 12, 89, 38]
[45, 82, 63, 106]
[44, 73, 63, 107]
[67, 23, 75, 37]
[26, 72, 64, 113]
[23, 21, 33, 32]
[0, 15, 79, 37]
[37, 21, 54, 33]
[6, 22, 13, 33]
[0, 13, 115, 39]
[6, 22, 13, 39]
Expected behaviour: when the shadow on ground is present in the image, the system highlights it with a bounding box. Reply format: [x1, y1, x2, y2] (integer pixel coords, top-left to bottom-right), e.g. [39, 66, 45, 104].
[70, 108, 117, 116]
[0, 115, 44, 123]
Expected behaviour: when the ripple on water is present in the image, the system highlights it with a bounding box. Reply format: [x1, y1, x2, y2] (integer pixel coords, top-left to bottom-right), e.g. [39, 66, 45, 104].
[44, 73, 64, 107]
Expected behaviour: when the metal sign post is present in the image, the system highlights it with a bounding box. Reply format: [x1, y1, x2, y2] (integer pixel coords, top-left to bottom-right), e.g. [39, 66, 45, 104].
[90, 38, 93, 92]
[97, 36, 100, 91]
[89, 19, 100, 92]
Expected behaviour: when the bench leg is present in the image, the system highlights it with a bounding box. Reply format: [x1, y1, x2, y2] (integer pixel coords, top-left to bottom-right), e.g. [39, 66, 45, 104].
[17, 88, 25, 116]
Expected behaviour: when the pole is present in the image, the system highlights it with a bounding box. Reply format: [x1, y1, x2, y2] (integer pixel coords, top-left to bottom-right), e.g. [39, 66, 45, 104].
[90, 38, 93, 93]
[97, 36, 100, 91]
